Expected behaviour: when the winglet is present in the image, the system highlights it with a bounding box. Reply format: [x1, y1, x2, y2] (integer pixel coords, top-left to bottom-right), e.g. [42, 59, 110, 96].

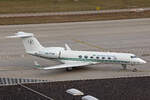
[33, 61, 41, 68]
[65, 44, 71, 50]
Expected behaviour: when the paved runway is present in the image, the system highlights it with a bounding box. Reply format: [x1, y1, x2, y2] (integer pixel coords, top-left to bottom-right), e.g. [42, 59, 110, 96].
[0, 18, 150, 81]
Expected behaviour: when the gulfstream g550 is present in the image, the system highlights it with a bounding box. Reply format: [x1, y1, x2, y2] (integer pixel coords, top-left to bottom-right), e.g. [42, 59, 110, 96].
[7, 32, 146, 71]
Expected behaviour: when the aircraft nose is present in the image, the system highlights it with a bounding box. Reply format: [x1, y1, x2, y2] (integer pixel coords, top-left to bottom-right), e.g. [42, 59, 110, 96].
[142, 60, 147, 64]
[138, 58, 147, 64]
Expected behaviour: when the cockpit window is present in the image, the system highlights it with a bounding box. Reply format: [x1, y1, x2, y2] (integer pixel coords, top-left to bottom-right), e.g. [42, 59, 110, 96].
[131, 56, 136, 58]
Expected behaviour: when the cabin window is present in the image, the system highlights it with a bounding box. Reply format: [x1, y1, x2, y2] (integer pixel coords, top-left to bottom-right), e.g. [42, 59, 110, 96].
[96, 57, 99, 59]
[108, 57, 111, 60]
[84, 56, 88, 59]
[79, 55, 82, 58]
[102, 57, 105, 59]
[90, 56, 93, 59]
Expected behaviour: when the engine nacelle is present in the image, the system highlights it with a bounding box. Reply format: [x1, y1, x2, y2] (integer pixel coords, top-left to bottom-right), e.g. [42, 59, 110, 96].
[39, 47, 65, 58]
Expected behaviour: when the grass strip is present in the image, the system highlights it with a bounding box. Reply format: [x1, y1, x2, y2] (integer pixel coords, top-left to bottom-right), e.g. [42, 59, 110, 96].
[0, 11, 150, 25]
[0, 0, 150, 14]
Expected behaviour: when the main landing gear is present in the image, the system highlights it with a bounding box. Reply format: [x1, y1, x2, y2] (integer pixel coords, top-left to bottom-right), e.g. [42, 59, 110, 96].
[122, 64, 127, 70]
[66, 67, 73, 71]
[121, 64, 138, 72]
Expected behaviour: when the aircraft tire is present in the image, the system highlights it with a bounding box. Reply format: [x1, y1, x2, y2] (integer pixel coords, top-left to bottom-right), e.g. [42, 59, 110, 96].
[66, 67, 73, 71]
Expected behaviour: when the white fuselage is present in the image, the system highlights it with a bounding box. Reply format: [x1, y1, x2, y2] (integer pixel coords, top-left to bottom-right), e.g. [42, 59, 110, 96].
[31, 47, 146, 65]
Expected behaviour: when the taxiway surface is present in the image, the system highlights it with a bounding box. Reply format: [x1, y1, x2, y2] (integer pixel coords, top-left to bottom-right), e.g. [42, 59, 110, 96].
[0, 18, 150, 81]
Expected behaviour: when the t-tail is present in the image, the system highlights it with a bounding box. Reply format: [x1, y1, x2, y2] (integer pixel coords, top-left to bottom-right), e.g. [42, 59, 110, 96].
[6, 32, 44, 54]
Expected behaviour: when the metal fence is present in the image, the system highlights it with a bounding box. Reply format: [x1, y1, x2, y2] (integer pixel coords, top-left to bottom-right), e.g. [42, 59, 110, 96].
[0, 77, 49, 86]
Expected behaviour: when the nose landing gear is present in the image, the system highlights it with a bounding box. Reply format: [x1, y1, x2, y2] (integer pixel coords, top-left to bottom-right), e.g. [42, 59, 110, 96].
[132, 68, 138, 72]
[121, 64, 138, 72]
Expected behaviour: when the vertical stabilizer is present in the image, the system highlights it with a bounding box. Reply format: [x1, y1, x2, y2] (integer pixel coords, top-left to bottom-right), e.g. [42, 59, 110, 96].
[7, 32, 44, 54]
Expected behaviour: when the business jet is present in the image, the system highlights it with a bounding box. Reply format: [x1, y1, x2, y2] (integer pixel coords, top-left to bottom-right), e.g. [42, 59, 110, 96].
[7, 32, 146, 71]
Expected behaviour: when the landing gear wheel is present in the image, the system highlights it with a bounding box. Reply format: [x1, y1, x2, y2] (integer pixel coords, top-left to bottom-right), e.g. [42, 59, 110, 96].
[132, 68, 138, 72]
[66, 67, 73, 71]
[122, 64, 127, 70]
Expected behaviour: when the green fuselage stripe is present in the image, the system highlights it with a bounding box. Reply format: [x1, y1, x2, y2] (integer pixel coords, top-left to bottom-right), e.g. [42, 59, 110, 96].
[59, 57, 130, 64]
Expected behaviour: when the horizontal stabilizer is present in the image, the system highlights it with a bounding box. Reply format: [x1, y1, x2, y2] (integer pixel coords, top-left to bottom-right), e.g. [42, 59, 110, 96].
[6, 31, 33, 38]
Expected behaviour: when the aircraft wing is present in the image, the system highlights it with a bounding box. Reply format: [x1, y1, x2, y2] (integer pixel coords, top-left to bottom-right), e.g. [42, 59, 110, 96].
[38, 62, 92, 70]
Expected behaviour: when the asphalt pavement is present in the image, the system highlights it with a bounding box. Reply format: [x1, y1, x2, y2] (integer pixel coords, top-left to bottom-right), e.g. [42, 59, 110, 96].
[0, 18, 150, 81]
